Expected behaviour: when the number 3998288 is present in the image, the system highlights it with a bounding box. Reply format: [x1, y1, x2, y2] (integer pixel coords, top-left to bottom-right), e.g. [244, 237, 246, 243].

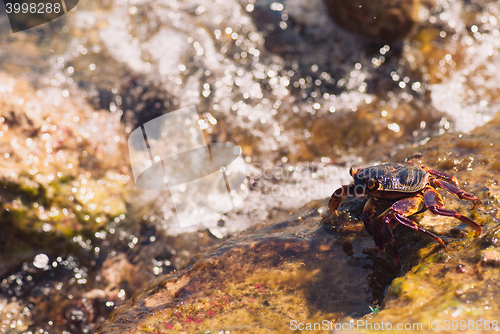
[5, 2, 62, 14]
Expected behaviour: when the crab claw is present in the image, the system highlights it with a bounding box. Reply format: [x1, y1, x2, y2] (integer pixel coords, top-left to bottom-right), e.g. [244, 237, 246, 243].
[328, 184, 367, 215]
[328, 191, 342, 216]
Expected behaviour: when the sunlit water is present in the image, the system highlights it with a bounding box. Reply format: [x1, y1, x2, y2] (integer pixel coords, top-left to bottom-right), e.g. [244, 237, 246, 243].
[1, 0, 500, 332]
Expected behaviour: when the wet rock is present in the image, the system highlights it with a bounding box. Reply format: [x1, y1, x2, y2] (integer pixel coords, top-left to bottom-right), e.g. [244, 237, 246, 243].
[250, 1, 304, 54]
[0, 72, 139, 333]
[98, 110, 500, 333]
[0, 300, 31, 331]
[478, 246, 500, 267]
[0, 72, 130, 270]
[3, 0, 500, 333]
[323, 0, 419, 42]
[97, 199, 400, 333]
[334, 111, 500, 330]
[301, 97, 443, 163]
[0, 73, 129, 232]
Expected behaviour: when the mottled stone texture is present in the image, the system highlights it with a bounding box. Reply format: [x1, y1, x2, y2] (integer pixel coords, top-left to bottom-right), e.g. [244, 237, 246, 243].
[323, 0, 419, 42]
[98, 111, 500, 333]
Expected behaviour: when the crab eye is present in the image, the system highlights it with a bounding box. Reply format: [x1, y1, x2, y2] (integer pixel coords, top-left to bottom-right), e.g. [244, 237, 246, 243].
[367, 179, 378, 190]
[349, 168, 357, 177]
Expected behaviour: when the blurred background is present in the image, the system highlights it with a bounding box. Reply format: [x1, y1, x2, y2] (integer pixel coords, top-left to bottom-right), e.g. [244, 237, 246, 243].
[0, 0, 499, 332]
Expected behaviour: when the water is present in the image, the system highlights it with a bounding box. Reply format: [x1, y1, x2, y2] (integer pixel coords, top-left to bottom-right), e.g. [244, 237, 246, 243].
[1, 0, 500, 332]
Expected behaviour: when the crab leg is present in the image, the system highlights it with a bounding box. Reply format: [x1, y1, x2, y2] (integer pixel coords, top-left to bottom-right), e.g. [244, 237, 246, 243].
[361, 198, 379, 236]
[390, 211, 445, 247]
[366, 215, 387, 252]
[362, 197, 378, 218]
[421, 165, 459, 186]
[385, 195, 445, 245]
[423, 186, 482, 236]
[368, 214, 401, 261]
[429, 178, 482, 210]
[328, 184, 367, 215]
[370, 195, 445, 264]
[381, 218, 399, 263]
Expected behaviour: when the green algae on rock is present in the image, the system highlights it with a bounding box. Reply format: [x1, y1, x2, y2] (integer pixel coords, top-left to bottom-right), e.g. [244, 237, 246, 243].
[0, 72, 136, 332]
[0, 72, 130, 249]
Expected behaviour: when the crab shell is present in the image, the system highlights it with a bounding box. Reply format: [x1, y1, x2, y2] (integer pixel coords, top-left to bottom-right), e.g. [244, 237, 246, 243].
[351, 163, 429, 199]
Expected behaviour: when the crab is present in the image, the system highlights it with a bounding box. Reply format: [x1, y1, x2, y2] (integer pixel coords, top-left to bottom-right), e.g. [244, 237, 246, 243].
[328, 162, 482, 263]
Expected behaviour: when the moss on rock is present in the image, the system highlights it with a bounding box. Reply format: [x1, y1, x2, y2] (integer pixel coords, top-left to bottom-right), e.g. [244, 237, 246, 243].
[0, 72, 130, 257]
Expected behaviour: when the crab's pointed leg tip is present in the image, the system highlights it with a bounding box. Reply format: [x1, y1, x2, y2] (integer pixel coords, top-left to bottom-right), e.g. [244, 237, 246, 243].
[471, 200, 482, 210]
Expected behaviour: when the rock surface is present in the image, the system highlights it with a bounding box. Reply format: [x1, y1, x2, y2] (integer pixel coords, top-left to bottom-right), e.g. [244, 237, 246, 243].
[97, 199, 390, 333]
[97, 109, 500, 333]
[323, 0, 419, 42]
[354, 110, 500, 333]
[0, 72, 130, 248]
[0, 73, 134, 332]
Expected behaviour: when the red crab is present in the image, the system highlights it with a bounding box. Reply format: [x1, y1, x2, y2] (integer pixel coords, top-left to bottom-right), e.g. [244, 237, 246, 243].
[328, 162, 482, 263]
